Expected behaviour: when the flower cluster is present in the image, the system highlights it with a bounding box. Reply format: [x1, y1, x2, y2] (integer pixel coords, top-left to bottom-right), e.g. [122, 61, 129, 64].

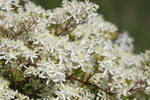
[0, 0, 150, 99]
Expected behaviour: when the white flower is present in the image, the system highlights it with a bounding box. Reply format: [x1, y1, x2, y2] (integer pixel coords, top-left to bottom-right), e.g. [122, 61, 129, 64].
[0, 0, 150, 99]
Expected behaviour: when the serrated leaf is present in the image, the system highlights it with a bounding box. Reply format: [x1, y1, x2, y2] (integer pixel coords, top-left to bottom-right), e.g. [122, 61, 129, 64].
[0, 61, 2, 65]
[13, 69, 24, 82]
[73, 67, 84, 77]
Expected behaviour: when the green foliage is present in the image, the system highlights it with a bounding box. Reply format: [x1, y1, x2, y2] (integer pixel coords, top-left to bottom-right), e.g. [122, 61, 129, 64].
[13, 70, 24, 82]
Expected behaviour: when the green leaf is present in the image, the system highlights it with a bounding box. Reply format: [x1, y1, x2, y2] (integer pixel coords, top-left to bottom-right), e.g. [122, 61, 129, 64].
[72, 67, 84, 78]
[24, 83, 31, 88]
[23, 83, 36, 96]
[69, 33, 75, 41]
[0, 61, 2, 65]
[47, 24, 60, 30]
[13, 69, 24, 82]
[126, 79, 133, 85]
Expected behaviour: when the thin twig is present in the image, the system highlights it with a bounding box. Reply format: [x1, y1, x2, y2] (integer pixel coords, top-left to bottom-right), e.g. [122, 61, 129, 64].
[65, 74, 118, 95]
[86, 73, 95, 82]
[128, 80, 144, 92]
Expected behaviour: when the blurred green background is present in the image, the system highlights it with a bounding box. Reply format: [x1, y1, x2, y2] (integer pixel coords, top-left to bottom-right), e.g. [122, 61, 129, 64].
[30, 0, 150, 53]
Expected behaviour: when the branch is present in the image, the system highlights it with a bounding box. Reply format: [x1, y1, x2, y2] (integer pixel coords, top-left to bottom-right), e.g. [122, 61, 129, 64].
[86, 73, 95, 82]
[65, 74, 118, 96]
[12, 15, 38, 39]
[128, 80, 145, 92]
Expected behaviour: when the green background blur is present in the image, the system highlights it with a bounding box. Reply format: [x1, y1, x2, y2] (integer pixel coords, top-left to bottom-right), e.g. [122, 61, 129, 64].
[30, 0, 150, 53]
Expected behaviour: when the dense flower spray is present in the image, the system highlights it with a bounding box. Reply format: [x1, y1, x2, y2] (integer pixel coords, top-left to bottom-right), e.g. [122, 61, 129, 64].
[0, 0, 150, 99]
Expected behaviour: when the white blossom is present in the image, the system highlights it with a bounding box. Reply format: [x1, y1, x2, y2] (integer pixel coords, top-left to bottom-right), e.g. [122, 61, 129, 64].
[0, 0, 150, 99]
